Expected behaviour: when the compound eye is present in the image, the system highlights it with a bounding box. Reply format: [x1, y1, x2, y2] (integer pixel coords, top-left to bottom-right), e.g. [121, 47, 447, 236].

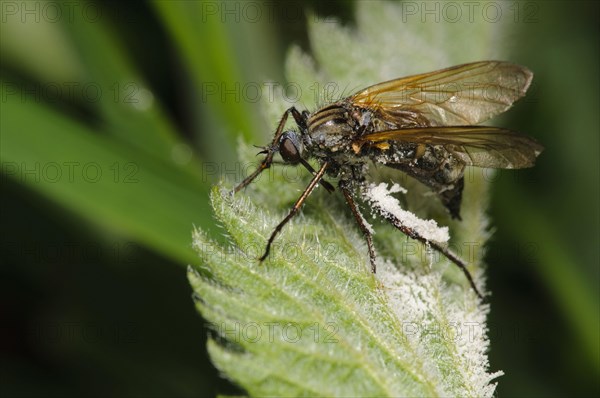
[279, 137, 301, 164]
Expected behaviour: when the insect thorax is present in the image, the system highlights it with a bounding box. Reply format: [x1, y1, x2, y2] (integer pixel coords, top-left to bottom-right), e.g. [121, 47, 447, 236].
[306, 103, 357, 152]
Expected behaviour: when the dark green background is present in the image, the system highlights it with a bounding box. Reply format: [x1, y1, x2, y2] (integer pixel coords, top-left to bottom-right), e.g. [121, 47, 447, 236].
[1, 1, 598, 396]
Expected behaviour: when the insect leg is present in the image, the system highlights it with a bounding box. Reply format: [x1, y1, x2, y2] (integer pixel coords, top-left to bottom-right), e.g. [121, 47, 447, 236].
[259, 161, 330, 262]
[379, 211, 483, 299]
[265, 158, 334, 193]
[233, 107, 305, 194]
[299, 158, 335, 193]
[340, 182, 377, 273]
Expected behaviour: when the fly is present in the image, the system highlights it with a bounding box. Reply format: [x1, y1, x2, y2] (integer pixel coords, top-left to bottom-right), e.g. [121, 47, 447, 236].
[233, 61, 544, 299]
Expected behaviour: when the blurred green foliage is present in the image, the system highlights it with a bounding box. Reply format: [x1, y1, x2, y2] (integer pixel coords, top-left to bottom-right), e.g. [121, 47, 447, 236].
[1, 1, 598, 396]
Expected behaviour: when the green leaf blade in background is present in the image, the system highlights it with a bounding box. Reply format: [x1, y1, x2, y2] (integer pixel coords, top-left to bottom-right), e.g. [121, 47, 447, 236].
[1, 1, 205, 175]
[1, 0, 227, 266]
[62, 11, 190, 166]
[153, 0, 279, 162]
[1, 86, 209, 265]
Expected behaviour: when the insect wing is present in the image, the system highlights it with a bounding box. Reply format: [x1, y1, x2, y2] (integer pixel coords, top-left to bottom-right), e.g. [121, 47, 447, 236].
[351, 61, 533, 126]
[355, 126, 544, 169]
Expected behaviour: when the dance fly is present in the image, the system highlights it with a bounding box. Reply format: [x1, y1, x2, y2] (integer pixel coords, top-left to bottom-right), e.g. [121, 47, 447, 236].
[233, 61, 544, 299]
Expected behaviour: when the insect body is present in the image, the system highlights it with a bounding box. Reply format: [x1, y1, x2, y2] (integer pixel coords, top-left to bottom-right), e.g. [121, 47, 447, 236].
[233, 61, 544, 299]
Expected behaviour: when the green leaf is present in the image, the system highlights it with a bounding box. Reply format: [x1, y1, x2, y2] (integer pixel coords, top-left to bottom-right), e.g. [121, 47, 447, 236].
[152, 1, 275, 161]
[191, 179, 500, 396]
[60, 4, 189, 163]
[190, 2, 513, 396]
[0, 1, 216, 265]
[1, 82, 209, 265]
